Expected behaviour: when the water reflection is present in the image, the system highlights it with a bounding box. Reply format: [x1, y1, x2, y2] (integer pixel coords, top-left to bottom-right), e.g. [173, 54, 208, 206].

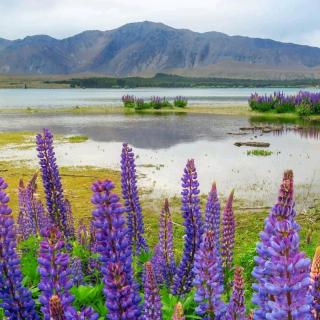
[0, 112, 319, 206]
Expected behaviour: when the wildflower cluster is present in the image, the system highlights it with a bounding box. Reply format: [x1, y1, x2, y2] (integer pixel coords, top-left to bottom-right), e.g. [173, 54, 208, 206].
[0, 128, 318, 319]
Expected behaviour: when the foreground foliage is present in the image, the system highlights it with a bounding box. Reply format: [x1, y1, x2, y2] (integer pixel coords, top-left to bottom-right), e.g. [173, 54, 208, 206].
[0, 129, 319, 319]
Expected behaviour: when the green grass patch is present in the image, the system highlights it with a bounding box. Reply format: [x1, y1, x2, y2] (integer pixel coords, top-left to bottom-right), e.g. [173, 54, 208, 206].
[68, 135, 89, 143]
[247, 149, 273, 156]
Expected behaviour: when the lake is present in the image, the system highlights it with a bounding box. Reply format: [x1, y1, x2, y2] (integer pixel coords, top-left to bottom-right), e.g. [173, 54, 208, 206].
[1, 87, 320, 108]
[0, 111, 319, 208]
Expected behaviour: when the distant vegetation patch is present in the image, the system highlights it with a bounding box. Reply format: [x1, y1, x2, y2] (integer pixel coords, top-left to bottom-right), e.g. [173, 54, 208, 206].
[247, 149, 273, 157]
[47, 73, 320, 89]
[249, 91, 320, 117]
[122, 95, 188, 110]
[67, 135, 89, 143]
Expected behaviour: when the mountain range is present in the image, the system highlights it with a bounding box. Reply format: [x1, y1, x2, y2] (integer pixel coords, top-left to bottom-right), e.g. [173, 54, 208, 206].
[1, 21, 320, 79]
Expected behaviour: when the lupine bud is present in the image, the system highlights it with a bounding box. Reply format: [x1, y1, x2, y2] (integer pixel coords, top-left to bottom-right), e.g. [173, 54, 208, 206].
[143, 262, 162, 320]
[38, 226, 75, 320]
[193, 231, 225, 318]
[65, 199, 75, 239]
[0, 177, 39, 320]
[70, 257, 83, 286]
[173, 302, 185, 320]
[172, 159, 202, 296]
[91, 179, 141, 319]
[226, 266, 245, 320]
[77, 219, 89, 248]
[152, 199, 176, 286]
[49, 295, 66, 320]
[252, 170, 313, 319]
[311, 246, 320, 318]
[120, 143, 148, 255]
[221, 190, 235, 271]
[36, 128, 69, 237]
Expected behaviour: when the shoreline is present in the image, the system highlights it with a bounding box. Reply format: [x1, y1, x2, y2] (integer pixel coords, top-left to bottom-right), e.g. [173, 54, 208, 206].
[0, 104, 319, 120]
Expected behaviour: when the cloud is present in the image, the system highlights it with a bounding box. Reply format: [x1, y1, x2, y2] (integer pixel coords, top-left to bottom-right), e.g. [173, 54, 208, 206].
[0, 0, 320, 47]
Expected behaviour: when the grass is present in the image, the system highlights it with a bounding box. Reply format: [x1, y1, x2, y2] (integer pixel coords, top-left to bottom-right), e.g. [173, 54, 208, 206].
[68, 135, 89, 143]
[247, 149, 273, 156]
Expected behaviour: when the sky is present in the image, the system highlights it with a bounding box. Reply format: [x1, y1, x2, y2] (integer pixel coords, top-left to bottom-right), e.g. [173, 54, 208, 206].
[1, 0, 320, 47]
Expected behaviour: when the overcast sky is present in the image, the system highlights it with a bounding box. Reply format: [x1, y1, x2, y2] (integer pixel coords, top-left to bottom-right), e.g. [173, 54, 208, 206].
[1, 0, 320, 47]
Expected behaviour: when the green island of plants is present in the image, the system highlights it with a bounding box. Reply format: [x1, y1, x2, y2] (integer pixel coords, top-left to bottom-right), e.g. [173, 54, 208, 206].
[122, 95, 188, 110]
[249, 91, 320, 117]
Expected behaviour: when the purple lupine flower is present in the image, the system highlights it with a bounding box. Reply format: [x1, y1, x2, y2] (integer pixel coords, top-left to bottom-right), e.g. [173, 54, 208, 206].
[204, 183, 223, 283]
[172, 159, 202, 296]
[77, 219, 89, 248]
[65, 199, 75, 239]
[17, 178, 36, 239]
[38, 226, 74, 320]
[91, 179, 141, 319]
[311, 247, 320, 319]
[50, 295, 99, 320]
[70, 257, 83, 286]
[151, 244, 165, 284]
[143, 262, 162, 320]
[252, 170, 313, 319]
[226, 266, 245, 320]
[221, 190, 235, 271]
[36, 128, 69, 237]
[193, 231, 225, 319]
[0, 177, 39, 320]
[153, 199, 176, 286]
[121, 143, 148, 255]
[173, 302, 185, 320]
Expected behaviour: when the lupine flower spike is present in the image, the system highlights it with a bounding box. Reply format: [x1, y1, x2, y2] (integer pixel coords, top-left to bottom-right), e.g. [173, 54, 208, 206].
[252, 170, 313, 319]
[36, 128, 69, 237]
[193, 231, 225, 319]
[204, 183, 223, 283]
[221, 189, 235, 271]
[91, 179, 141, 319]
[311, 246, 320, 318]
[172, 159, 202, 296]
[152, 198, 176, 286]
[226, 266, 245, 320]
[173, 302, 185, 320]
[143, 262, 162, 320]
[38, 226, 74, 320]
[0, 177, 39, 319]
[121, 143, 148, 255]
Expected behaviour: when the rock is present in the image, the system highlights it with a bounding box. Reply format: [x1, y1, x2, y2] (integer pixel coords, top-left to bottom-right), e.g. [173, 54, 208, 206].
[234, 141, 270, 147]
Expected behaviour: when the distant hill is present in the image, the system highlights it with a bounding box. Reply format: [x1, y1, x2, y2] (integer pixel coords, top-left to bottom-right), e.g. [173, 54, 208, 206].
[2, 21, 320, 79]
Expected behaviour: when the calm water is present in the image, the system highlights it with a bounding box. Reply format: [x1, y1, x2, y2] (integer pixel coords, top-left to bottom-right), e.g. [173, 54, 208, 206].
[1, 87, 320, 108]
[0, 112, 319, 207]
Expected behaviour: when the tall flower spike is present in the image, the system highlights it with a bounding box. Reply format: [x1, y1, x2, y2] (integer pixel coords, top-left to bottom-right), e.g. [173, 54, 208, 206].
[70, 257, 84, 286]
[204, 183, 223, 283]
[0, 177, 39, 319]
[143, 262, 162, 320]
[18, 174, 50, 238]
[311, 246, 320, 318]
[172, 159, 202, 296]
[77, 219, 89, 248]
[226, 266, 245, 320]
[193, 231, 225, 319]
[172, 302, 185, 320]
[65, 199, 75, 239]
[221, 190, 235, 271]
[91, 179, 141, 319]
[36, 128, 69, 236]
[121, 143, 148, 255]
[252, 170, 313, 319]
[49, 295, 66, 320]
[38, 226, 75, 320]
[153, 199, 176, 286]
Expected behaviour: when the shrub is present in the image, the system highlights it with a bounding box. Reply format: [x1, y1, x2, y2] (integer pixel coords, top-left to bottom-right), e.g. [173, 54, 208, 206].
[274, 102, 295, 113]
[122, 95, 135, 108]
[297, 103, 312, 117]
[174, 96, 188, 108]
